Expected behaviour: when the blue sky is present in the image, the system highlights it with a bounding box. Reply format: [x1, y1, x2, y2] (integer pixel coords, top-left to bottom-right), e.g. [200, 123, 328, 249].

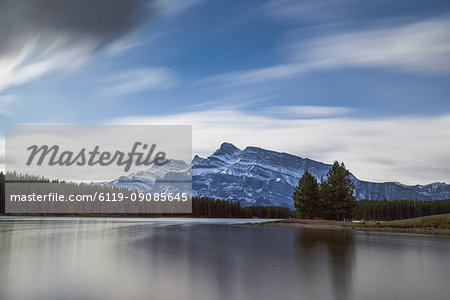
[1, 0, 450, 184]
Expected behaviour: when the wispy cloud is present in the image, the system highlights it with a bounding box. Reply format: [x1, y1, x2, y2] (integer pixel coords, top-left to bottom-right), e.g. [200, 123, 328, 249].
[109, 109, 450, 185]
[183, 94, 275, 110]
[197, 63, 311, 87]
[200, 17, 450, 87]
[0, 94, 20, 115]
[153, 0, 205, 16]
[267, 105, 354, 118]
[298, 18, 450, 73]
[105, 30, 173, 56]
[0, 37, 98, 92]
[0, 0, 156, 92]
[98, 68, 177, 97]
[104, 33, 150, 56]
[262, 0, 354, 22]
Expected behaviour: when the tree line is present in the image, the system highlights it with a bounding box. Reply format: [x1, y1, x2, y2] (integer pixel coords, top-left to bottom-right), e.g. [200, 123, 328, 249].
[0, 172, 292, 218]
[353, 199, 450, 220]
[2, 171, 449, 220]
[192, 197, 293, 218]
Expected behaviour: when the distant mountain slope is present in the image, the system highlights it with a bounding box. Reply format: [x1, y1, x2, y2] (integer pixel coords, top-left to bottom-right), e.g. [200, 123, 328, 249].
[109, 142, 450, 208]
[106, 160, 191, 195]
[192, 143, 450, 208]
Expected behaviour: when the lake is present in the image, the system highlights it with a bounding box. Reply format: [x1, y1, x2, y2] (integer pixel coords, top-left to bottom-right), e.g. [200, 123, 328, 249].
[0, 217, 449, 300]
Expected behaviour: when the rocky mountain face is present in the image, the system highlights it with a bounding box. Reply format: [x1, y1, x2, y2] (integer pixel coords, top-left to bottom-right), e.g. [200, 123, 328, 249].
[109, 142, 450, 208]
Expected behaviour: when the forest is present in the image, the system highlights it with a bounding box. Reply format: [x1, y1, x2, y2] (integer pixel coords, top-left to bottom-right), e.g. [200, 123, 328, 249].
[1, 171, 449, 220]
[353, 199, 450, 220]
[0, 172, 292, 218]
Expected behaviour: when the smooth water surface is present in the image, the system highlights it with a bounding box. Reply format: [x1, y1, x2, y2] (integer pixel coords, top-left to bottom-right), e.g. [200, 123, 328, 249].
[0, 217, 449, 300]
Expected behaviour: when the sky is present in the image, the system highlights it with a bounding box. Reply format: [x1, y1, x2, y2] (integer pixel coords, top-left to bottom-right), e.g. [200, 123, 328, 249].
[0, 0, 450, 185]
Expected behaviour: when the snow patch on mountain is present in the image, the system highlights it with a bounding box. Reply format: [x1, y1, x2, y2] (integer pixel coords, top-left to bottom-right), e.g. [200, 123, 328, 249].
[107, 142, 450, 208]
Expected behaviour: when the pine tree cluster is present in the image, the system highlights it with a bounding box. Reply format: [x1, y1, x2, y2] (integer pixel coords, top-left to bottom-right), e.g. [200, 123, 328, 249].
[292, 161, 356, 221]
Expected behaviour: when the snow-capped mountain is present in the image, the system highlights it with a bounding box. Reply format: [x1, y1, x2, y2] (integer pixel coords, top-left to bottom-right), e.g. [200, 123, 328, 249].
[108, 142, 450, 208]
[192, 143, 330, 207]
[106, 159, 191, 194]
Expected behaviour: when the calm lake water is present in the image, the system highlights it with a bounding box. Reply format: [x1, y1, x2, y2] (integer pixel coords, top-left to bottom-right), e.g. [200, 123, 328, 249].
[0, 217, 449, 300]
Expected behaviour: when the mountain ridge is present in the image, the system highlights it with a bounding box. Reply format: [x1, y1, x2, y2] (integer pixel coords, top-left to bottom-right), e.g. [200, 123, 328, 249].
[109, 142, 450, 208]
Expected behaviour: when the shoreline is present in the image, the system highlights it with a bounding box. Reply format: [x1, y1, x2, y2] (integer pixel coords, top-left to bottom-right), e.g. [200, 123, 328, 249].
[1, 214, 449, 235]
[249, 217, 450, 236]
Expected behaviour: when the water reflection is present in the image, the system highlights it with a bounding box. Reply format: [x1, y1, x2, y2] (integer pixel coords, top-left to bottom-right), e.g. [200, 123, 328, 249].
[296, 229, 355, 300]
[0, 220, 146, 300]
[0, 219, 449, 300]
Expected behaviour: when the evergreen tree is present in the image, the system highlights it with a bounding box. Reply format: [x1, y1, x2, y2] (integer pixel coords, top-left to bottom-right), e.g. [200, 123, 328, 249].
[293, 170, 320, 219]
[321, 161, 356, 220]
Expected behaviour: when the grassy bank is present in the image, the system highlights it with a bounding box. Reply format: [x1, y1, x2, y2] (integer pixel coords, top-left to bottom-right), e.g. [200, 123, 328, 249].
[255, 213, 450, 235]
[355, 213, 450, 229]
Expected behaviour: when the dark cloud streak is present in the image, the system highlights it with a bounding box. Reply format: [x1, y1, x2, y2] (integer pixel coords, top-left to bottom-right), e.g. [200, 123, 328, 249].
[0, 0, 156, 55]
